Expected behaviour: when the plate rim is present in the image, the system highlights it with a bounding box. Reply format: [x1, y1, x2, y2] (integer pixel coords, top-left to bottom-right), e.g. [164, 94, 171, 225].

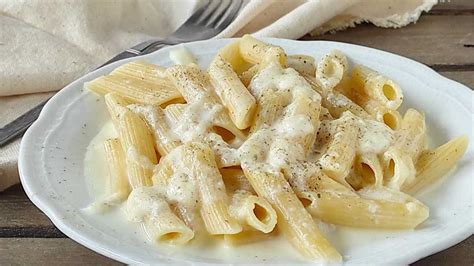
[19, 37, 474, 265]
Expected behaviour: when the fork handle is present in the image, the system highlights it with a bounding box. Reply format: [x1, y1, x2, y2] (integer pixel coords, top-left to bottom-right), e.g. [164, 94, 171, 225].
[140, 39, 178, 54]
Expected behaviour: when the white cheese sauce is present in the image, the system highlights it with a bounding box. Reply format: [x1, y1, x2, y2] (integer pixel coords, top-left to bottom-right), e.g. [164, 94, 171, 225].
[169, 44, 198, 66]
[85, 133, 400, 262]
[83, 60, 404, 262]
[356, 118, 394, 154]
[84, 121, 118, 198]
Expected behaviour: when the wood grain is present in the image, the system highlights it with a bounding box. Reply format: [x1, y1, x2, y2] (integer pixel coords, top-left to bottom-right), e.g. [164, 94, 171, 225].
[308, 15, 474, 68]
[0, 238, 121, 265]
[414, 236, 474, 265]
[0, 185, 62, 238]
[431, 0, 474, 15]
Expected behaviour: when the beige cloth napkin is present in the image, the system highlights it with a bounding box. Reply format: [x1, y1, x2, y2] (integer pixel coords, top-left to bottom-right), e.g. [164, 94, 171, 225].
[0, 0, 437, 191]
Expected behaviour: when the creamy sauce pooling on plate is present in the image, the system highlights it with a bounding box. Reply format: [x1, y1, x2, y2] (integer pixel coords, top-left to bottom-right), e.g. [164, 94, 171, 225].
[83, 61, 405, 263]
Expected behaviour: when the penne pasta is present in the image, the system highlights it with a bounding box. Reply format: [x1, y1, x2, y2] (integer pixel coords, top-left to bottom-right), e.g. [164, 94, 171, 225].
[110, 60, 167, 82]
[239, 64, 259, 87]
[153, 143, 242, 235]
[316, 50, 348, 91]
[183, 142, 242, 234]
[103, 138, 131, 198]
[303, 185, 429, 229]
[382, 146, 416, 190]
[250, 90, 287, 133]
[370, 104, 402, 130]
[86, 74, 182, 106]
[216, 40, 253, 75]
[352, 65, 403, 110]
[394, 108, 426, 161]
[104, 92, 131, 127]
[229, 190, 277, 233]
[243, 168, 342, 262]
[287, 54, 316, 77]
[305, 75, 369, 119]
[118, 109, 158, 188]
[322, 91, 370, 119]
[209, 55, 257, 129]
[318, 111, 358, 187]
[85, 36, 469, 263]
[353, 153, 384, 188]
[128, 104, 181, 156]
[224, 229, 278, 246]
[402, 136, 468, 194]
[126, 186, 194, 244]
[288, 168, 428, 229]
[239, 34, 286, 67]
[220, 167, 255, 193]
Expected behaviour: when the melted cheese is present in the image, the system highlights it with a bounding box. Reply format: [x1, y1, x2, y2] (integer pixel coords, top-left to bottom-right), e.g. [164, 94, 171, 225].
[356, 118, 394, 154]
[169, 44, 197, 65]
[84, 53, 418, 262]
[172, 95, 240, 167]
[238, 63, 326, 202]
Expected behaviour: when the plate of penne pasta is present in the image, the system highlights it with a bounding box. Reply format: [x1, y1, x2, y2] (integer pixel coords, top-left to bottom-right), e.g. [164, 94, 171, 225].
[19, 36, 473, 265]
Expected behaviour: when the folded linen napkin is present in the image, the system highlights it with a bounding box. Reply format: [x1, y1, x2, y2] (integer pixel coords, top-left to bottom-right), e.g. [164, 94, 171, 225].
[0, 0, 437, 191]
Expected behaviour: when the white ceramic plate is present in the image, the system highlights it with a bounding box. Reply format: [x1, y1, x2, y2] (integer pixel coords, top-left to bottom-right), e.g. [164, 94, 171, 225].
[19, 38, 474, 265]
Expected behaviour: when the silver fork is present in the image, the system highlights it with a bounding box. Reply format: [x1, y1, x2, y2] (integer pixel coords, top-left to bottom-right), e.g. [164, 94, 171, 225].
[0, 0, 243, 147]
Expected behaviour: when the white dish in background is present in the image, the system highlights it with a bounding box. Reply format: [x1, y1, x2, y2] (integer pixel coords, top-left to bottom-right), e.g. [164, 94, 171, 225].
[19, 38, 474, 265]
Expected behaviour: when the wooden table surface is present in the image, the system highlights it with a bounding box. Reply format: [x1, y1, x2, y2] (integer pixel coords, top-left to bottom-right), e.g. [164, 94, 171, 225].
[1, 1, 473, 265]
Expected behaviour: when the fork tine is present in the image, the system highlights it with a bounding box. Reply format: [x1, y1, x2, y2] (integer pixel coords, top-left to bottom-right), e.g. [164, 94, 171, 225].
[212, 0, 243, 30]
[205, 0, 231, 27]
[182, 0, 211, 24]
[194, 0, 223, 25]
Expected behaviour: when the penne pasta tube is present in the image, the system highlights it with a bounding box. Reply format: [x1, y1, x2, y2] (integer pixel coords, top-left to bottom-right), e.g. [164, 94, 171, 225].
[220, 167, 255, 193]
[183, 143, 242, 235]
[86, 74, 182, 106]
[322, 91, 370, 119]
[333, 76, 357, 99]
[369, 103, 402, 130]
[224, 229, 278, 246]
[304, 75, 368, 119]
[287, 54, 316, 77]
[110, 60, 167, 82]
[290, 170, 428, 229]
[118, 109, 158, 188]
[229, 190, 277, 233]
[282, 92, 321, 153]
[319, 107, 333, 120]
[128, 104, 181, 156]
[103, 139, 131, 198]
[163, 103, 187, 124]
[250, 90, 287, 133]
[318, 111, 358, 187]
[352, 65, 403, 110]
[209, 55, 257, 129]
[243, 168, 342, 262]
[394, 108, 426, 161]
[239, 64, 259, 87]
[315, 50, 348, 91]
[126, 186, 194, 244]
[239, 34, 286, 67]
[216, 40, 253, 75]
[402, 136, 468, 194]
[382, 147, 416, 190]
[104, 92, 132, 127]
[302, 186, 429, 229]
[353, 153, 384, 188]
[166, 65, 246, 141]
[165, 64, 211, 100]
